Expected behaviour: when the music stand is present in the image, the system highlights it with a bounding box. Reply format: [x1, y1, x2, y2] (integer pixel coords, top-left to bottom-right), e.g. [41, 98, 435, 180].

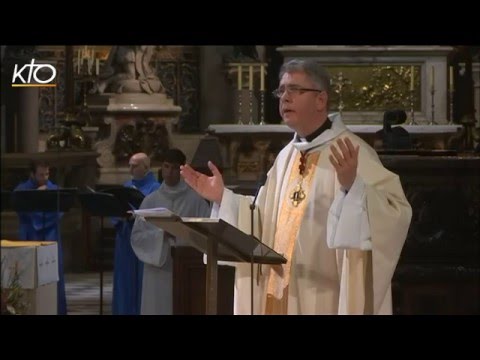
[11, 189, 77, 241]
[140, 211, 286, 315]
[78, 192, 132, 315]
[101, 187, 145, 210]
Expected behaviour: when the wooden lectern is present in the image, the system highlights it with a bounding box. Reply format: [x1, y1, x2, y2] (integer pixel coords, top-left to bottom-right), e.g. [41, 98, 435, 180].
[140, 210, 286, 315]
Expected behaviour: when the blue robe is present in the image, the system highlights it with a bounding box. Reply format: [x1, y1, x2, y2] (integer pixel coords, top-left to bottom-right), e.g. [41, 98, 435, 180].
[112, 171, 161, 315]
[14, 178, 67, 315]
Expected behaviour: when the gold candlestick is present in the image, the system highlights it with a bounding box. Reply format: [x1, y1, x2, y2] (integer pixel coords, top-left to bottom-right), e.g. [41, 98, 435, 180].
[237, 65, 243, 124]
[449, 87, 455, 125]
[331, 72, 351, 116]
[429, 87, 437, 125]
[248, 66, 254, 125]
[249, 89, 254, 125]
[408, 89, 417, 125]
[259, 64, 266, 125]
[449, 66, 455, 125]
[259, 90, 266, 125]
[237, 88, 243, 124]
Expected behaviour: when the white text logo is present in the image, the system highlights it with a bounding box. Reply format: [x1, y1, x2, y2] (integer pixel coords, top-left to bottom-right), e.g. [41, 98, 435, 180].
[11, 59, 57, 87]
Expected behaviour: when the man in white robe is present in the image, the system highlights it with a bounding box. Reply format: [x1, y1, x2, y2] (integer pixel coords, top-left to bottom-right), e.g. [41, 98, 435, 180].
[131, 149, 211, 315]
[181, 59, 412, 315]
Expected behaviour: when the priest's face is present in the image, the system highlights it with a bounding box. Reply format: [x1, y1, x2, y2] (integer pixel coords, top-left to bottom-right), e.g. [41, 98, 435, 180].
[162, 161, 181, 187]
[32, 165, 50, 186]
[278, 71, 328, 137]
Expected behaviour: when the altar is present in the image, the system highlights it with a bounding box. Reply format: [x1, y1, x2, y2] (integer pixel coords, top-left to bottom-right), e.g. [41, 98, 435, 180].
[207, 123, 463, 188]
[278, 46, 455, 124]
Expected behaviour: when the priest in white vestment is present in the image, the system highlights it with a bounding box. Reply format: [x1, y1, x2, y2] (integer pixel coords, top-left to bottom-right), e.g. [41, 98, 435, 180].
[181, 59, 412, 315]
[131, 149, 211, 315]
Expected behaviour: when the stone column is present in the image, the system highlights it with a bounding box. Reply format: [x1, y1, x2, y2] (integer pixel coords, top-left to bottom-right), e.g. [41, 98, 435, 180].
[199, 46, 234, 129]
[17, 87, 39, 153]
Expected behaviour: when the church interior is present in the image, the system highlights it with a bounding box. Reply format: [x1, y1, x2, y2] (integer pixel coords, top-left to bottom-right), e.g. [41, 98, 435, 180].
[1, 45, 479, 315]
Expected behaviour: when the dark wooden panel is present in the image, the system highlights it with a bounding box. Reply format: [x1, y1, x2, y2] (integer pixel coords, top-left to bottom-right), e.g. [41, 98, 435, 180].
[172, 246, 235, 315]
[387, 155, 480, 315]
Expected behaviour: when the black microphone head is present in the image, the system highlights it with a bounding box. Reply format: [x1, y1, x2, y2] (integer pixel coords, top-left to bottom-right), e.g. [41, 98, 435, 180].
[257, 173, 267, 186]
[383, 109, 407, 125]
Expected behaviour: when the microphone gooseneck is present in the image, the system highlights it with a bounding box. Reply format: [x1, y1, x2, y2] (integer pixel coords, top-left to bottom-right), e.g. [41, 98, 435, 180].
[250, 173, 267, 237]
[249, 173, 267, 315]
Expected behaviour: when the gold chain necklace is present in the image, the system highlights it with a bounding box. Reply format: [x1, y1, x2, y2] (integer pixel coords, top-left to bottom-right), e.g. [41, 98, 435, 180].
[289, 151, 308, 207]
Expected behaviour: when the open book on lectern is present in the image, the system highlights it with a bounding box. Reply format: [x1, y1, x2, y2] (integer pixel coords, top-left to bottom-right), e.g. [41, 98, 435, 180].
[132, 208, 286, 265]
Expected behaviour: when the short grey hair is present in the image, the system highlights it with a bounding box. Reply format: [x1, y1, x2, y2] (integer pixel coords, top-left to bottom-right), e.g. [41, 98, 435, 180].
[279, 59, 331, 95]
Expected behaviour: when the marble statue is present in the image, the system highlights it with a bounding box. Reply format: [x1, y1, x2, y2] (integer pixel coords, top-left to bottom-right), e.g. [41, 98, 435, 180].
[91, 46, 165, 94]
[223, 46, 266, 63]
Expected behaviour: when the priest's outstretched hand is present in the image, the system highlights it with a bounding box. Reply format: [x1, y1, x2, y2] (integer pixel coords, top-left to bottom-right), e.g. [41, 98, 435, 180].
[180, 161, 224, 204]
[328, 137, 360, 191]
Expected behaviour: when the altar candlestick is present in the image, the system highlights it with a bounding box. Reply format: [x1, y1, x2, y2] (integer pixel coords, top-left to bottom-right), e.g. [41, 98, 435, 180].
[410, 66, 414, 91]
[249, 66, 253, 91]
[237, 65, 242, 90]
[430, 66, 435, 91]
[260, 65, 265, 91]
[449, 66, 454, 90]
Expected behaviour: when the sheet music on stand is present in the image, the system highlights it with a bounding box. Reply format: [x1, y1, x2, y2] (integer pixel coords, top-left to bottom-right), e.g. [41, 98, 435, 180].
[131, 207, 176, 217]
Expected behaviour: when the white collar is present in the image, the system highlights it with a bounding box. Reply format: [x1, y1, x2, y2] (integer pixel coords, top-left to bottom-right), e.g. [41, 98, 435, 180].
[292, 112, 348, 153]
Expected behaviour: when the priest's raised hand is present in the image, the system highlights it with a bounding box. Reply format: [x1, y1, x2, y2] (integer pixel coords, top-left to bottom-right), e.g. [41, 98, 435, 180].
[328, 137, 360, 191]
[180, 161, 224, 204]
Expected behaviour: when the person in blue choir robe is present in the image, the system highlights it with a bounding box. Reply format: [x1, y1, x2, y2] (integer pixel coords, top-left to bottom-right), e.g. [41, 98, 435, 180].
[14, 160, 67, 315]
[112, 152, 161, 315]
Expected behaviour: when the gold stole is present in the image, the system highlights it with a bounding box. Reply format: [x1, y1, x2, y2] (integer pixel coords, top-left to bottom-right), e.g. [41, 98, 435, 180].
[265, 150, 320, 314]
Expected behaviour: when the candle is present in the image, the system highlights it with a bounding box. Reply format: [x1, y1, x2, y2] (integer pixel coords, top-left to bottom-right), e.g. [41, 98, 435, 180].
[449, 66, 454, 90]
[260, 65, 265, 91]
[430, 66, 435, 91]
[410, 66, 414, 91]
[96, 58, 99, 76]
[249, 66, 253, 91]
[237, 65, 242, 90]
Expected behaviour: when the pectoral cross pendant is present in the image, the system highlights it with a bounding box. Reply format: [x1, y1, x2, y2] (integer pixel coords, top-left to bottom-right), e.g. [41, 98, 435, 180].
[290, 183, 306, 207]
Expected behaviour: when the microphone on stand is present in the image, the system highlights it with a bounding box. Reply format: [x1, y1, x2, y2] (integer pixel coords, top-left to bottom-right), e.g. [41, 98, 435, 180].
[248, 173, 267, 315]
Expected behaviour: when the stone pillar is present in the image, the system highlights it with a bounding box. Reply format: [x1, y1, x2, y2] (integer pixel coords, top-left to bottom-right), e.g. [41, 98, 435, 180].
[17, 87, 39, 153]
[199, 46, 234, 129]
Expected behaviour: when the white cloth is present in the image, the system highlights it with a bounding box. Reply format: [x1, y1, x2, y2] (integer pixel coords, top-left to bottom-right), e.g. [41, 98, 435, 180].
[327, 175, 372, 251]
[131, 179, 211, 315]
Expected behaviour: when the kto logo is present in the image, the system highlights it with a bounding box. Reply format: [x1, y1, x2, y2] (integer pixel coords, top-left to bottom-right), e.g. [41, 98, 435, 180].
[11, 59, 57, 87]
